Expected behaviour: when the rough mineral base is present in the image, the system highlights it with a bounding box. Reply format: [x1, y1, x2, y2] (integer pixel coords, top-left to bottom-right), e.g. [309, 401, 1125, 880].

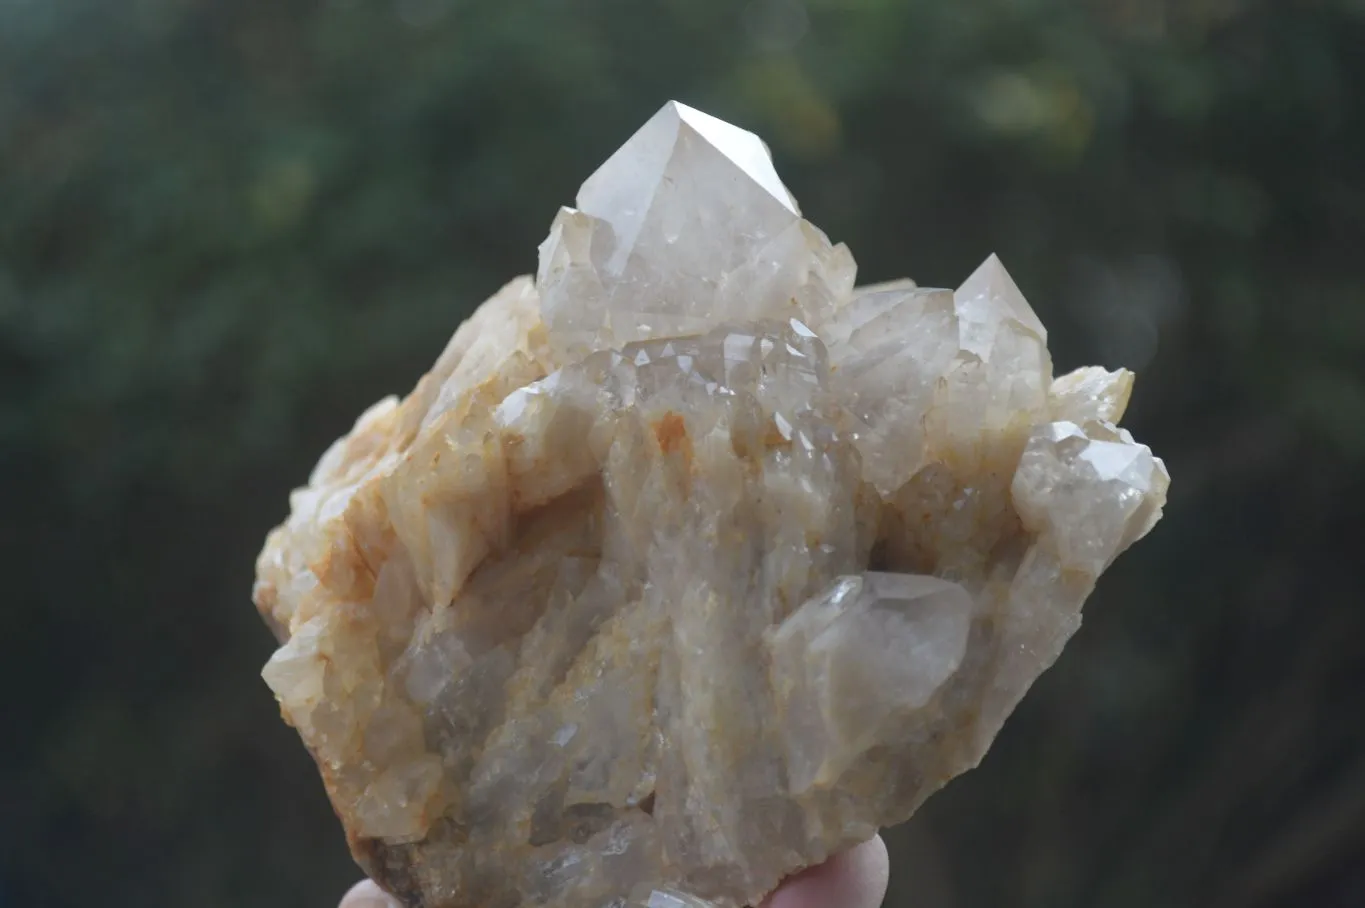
[253, 101, 1169, 908]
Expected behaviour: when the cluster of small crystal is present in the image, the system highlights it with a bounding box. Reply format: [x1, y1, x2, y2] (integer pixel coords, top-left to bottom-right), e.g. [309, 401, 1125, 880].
[253, 102, 1168, 908]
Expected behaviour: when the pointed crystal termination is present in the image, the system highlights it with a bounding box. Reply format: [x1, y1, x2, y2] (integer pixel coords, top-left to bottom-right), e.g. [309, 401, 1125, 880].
[538, 101, 854, 357]
[956, 252, 1047, 347]
[767, 573, 976, 793]
[578, 101, 800, 274]
[253, 101, 1170, 908]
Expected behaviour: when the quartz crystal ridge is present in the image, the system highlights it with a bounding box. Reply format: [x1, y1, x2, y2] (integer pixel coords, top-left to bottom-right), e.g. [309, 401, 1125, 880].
[253, 101, 1170, 908]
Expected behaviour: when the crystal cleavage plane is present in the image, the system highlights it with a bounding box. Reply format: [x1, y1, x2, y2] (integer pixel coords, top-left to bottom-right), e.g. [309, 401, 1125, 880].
[252, 102, 1169, 908]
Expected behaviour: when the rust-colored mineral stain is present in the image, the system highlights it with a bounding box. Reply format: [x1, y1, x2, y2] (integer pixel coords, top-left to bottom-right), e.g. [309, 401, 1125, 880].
[763, 420, 792, 449]
[653, 411, 687, 454]
[653, 411, 693, 458]
[652, 410, 696, 480]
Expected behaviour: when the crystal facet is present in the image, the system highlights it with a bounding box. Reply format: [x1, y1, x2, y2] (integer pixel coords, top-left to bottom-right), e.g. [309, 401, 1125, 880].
[253, 102, 1169, 908]
[537, 101, 851, 358]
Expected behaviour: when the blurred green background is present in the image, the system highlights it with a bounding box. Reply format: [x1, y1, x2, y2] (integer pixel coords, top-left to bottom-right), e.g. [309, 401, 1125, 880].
[3, 0, 1365, 906]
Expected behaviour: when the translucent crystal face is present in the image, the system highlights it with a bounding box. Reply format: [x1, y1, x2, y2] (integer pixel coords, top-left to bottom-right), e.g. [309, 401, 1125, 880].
[537, 102, 849, 357]
[576, 101, 800, 278]
[254, 102, 1169, 908]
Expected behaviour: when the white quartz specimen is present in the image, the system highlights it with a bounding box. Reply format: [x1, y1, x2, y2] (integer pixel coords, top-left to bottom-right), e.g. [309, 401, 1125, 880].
[253, 101, 1169, 908]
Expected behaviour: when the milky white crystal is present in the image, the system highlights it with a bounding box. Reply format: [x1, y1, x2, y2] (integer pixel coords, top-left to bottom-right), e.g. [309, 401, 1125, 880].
[253, 101, 1169, 908]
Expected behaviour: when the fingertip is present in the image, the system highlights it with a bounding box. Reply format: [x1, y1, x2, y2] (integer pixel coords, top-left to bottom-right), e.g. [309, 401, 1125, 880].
[847, 834, 891, 908]
[338, 878, 403, 908]
[763, 835, 890, 908]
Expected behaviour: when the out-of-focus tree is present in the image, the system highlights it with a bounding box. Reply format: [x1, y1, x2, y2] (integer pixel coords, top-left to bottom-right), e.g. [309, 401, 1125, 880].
[2, 1, 1363, 906]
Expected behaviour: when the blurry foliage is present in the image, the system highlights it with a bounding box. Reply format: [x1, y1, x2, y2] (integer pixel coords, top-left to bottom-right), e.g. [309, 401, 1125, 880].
[3, 0, 1365, 906]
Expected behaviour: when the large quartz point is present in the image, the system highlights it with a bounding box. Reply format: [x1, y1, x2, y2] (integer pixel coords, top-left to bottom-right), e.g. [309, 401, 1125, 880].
[253, 102, 1169, 908]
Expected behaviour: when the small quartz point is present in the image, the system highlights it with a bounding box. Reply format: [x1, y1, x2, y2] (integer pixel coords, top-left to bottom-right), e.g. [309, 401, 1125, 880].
[253, 102, 1169, 908]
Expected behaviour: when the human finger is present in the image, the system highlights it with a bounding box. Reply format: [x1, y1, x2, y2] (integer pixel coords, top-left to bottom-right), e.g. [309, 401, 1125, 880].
[339, 878, 401, 908]
[760, 835, 890, 908]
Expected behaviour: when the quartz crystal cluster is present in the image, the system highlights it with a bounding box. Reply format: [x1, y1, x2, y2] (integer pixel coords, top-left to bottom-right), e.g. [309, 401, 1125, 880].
[253, 102, 1169, 908]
